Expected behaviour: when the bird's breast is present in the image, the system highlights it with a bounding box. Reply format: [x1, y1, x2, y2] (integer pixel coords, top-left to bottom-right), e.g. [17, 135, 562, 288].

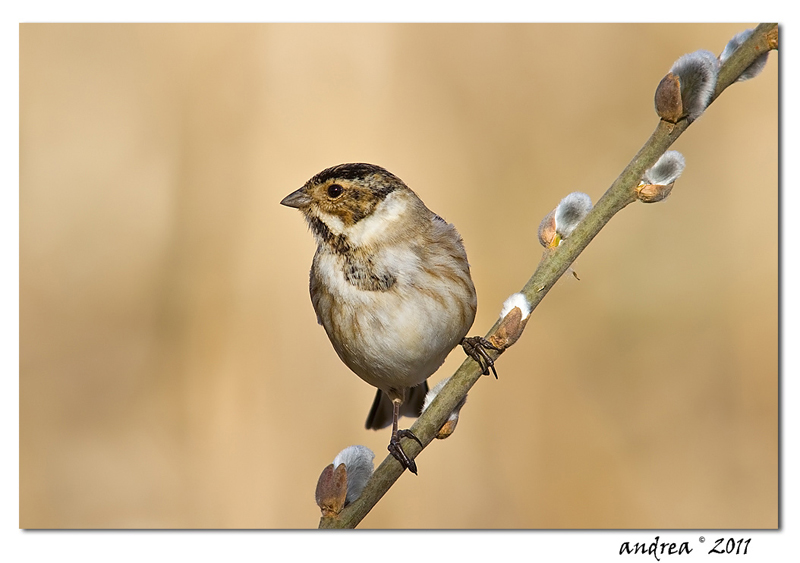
[310, 243, 476, 391]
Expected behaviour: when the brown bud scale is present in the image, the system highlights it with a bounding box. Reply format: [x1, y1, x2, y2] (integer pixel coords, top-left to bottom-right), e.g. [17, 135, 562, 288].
[489, 306, 529, 351]
[655, 72, 683, 123]
[636, 182, 674, 204]
[315, 463, 348, 518]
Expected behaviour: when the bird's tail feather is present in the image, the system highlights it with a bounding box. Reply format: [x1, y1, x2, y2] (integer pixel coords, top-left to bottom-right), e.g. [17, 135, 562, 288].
[364, 381, 429, 430]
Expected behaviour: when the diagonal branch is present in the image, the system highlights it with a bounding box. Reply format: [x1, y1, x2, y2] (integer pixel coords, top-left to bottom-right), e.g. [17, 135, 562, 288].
[318, 23, 778, 529]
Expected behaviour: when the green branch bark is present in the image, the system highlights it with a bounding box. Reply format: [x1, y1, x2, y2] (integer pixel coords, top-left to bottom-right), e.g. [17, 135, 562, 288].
[318, 23, 778, 529]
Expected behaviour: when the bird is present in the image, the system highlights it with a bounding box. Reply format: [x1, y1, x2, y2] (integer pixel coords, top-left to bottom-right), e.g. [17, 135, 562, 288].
[281, 163, 496, 474]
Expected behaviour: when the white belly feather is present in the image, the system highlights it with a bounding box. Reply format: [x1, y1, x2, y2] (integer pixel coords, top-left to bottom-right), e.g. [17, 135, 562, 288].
[313, 244, 474, 392]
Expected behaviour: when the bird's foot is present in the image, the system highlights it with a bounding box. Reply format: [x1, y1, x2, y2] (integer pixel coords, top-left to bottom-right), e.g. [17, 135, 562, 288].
[461, 336, 499, 379]
[388, 429, 422, 475]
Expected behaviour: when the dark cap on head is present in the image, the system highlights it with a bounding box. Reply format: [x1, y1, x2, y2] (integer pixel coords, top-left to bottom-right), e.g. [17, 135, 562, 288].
[308, 163, 401, 186]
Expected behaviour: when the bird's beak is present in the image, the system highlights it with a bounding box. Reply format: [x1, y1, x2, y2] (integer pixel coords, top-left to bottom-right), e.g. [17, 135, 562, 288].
[280, 187, 311, 209]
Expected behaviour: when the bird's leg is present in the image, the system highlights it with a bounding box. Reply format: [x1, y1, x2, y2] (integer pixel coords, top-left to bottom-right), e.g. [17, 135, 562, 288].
[387, 398, 422, 475]
[461, 336, 500, 379]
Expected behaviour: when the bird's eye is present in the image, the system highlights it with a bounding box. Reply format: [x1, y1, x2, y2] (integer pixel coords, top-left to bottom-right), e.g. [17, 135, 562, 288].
[327, 184, 344, 199]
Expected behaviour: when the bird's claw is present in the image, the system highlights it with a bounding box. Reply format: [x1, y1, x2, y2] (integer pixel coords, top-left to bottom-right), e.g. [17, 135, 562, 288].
[397, 428, 422, 447]
[388, 429, 421, 475]
[461, 336, 499, 379]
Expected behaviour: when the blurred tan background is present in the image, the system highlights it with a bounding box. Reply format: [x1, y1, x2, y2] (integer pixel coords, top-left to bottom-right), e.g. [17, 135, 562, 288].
[20, 23, 777, 529]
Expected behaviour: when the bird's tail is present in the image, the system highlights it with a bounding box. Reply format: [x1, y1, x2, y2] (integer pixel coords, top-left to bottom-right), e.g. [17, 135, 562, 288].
[364, 381, 429, 430]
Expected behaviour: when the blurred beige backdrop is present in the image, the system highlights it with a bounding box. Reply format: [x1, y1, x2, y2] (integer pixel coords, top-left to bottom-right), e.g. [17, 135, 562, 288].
[20, 23, 777, 529]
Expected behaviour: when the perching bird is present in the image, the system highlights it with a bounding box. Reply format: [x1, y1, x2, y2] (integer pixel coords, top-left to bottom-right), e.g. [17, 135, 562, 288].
[281, 163, 495, 474]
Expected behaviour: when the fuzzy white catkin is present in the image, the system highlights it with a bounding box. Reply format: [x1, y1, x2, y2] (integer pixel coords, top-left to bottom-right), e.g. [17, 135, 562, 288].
[719, 29, 769, 82]
[500, 292, 532, 321]
[422, 377, 466, 419]
[670, 50, 719, 121]
[643, 151, 686, 186]
[422, 378, 446, 414]
[333, 445, 375, 504]
[555, 192, 593, 239]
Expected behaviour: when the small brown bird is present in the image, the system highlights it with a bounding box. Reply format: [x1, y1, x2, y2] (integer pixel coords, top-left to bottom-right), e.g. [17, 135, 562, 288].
[281, 163, 495, 474]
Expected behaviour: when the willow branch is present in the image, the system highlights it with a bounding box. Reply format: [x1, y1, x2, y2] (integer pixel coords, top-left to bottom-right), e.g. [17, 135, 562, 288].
[318, 23, 778, 529]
